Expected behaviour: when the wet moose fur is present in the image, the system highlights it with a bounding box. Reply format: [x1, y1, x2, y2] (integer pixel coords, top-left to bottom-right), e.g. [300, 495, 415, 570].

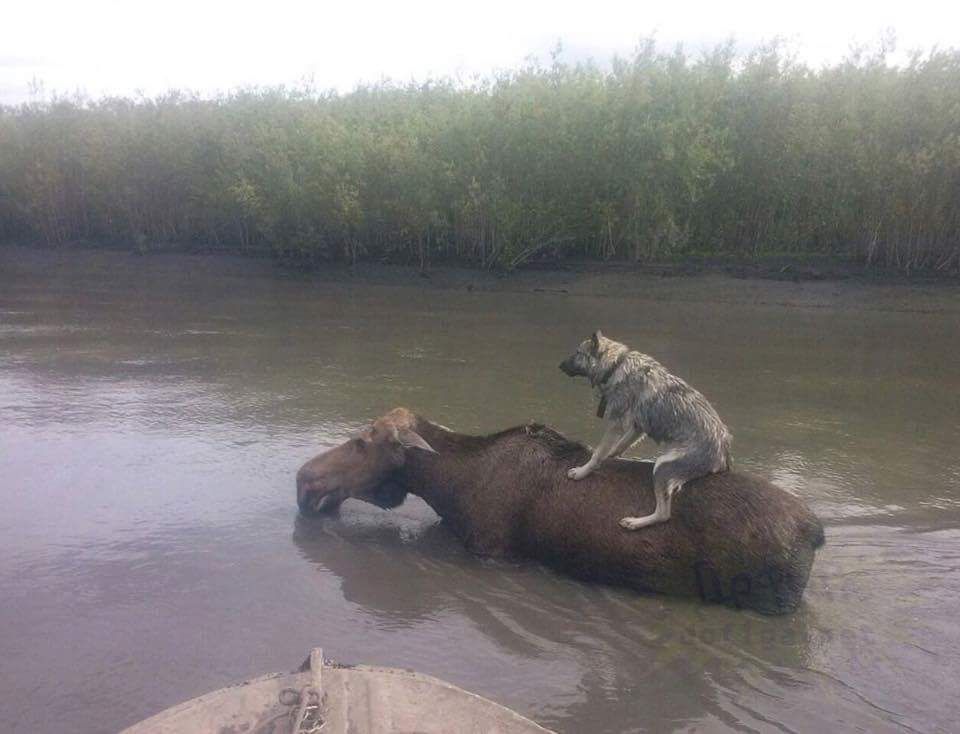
[299, 410, 825, 614]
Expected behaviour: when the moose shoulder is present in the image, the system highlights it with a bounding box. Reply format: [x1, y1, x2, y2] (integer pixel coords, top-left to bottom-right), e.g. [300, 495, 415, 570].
[296, 408, 825, 614]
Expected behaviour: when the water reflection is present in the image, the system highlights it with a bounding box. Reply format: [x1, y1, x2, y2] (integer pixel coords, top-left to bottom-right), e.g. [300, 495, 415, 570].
[291, 504, 932, 732]
[293, 513, 457, 626]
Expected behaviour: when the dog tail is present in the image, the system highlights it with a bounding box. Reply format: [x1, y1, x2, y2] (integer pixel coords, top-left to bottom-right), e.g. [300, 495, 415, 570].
[722, 430, 733, 470]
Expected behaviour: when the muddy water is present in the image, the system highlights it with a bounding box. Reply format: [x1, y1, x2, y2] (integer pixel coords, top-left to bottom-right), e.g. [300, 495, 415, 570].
[1, 247, 958, 733]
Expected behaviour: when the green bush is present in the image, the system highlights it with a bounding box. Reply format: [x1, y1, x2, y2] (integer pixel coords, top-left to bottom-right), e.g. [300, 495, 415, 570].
[1, 42, 957, 272]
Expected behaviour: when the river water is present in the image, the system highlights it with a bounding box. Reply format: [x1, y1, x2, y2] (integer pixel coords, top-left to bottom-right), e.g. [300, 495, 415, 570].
[1, 247, 958, 733]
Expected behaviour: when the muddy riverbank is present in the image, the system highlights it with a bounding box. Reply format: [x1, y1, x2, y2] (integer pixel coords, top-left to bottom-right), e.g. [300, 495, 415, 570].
[5, 243, 959, 315]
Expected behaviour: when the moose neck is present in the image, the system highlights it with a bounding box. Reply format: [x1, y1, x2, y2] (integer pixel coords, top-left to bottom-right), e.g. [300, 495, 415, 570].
[393, 418, 487, 522]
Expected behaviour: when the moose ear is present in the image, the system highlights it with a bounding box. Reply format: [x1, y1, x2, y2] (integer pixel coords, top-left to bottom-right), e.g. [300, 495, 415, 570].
[397, 428, 437, 454]
[591, 330, 603, 352]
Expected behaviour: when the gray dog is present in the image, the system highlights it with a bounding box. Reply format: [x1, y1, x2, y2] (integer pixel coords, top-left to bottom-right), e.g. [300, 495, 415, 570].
[559, 331, 732, 530]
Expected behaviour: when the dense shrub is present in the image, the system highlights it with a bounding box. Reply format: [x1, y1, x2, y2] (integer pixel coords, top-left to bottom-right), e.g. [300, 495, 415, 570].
[1, 42, 957, 271]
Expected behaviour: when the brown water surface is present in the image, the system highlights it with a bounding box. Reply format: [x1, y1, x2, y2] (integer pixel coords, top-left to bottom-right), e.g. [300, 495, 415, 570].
[1, 247, 958, 733]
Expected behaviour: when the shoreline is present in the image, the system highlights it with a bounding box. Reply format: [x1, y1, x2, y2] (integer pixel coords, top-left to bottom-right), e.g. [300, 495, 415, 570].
[3, 241, 959, 315]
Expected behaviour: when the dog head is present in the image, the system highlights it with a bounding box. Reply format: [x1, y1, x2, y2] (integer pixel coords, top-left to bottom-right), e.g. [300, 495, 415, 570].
[559, 330, 612, 379]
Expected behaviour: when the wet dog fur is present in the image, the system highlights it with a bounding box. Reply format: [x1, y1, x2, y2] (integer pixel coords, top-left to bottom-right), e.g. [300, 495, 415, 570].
[559, 331, 732, 530]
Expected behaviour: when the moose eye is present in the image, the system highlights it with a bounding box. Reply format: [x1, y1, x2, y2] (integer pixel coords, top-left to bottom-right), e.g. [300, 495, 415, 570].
[351, 438, 367, 452]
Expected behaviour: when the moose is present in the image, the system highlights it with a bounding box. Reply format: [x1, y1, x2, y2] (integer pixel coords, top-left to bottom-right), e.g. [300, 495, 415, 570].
[296, 408, 825, 613]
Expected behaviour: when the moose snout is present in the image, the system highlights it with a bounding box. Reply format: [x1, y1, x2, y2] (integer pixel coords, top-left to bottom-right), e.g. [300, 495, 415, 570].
[296, 466, 319, 511]
[296, 465, 314, 494]
[296, 464, 335, 513]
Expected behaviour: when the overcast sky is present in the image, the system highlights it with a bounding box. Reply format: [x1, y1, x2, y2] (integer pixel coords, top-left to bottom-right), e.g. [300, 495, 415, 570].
[1, 0, 957, 104]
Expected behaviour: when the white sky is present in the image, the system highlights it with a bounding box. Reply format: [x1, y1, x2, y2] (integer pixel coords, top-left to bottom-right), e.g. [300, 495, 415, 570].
[1, 0, 957, 104]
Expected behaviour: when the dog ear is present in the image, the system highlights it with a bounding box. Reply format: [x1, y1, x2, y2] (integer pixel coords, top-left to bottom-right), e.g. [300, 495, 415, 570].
[591, 330, 603, 353]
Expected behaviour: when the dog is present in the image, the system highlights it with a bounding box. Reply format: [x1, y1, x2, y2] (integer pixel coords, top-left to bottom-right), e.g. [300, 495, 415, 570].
[559, 331, 732, 530]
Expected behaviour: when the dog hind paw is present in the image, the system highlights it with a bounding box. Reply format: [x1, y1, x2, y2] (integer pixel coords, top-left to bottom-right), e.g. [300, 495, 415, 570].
[568, 466, 590, 480]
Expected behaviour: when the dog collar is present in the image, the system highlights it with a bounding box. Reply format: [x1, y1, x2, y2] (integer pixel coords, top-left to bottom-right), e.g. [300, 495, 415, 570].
[595, 353, 627, 418]
[597, 352, 627, 387]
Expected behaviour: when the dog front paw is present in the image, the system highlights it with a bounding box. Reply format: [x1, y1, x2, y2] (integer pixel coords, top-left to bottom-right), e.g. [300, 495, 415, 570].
[620, 516, 656, 530]
[568, 466, 590, 480]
